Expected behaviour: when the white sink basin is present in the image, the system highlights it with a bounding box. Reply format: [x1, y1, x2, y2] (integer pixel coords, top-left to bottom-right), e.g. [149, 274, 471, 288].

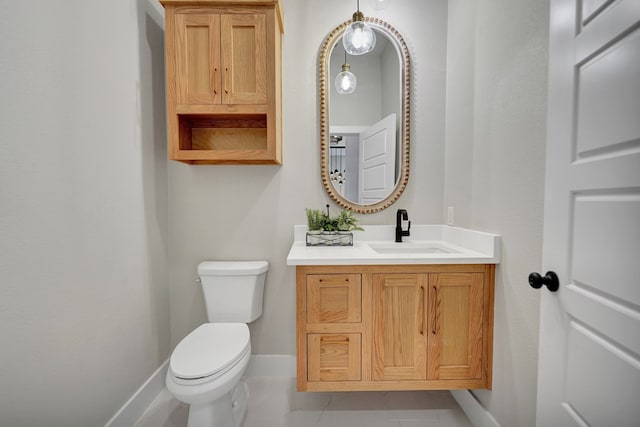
[368, 242, 457, 255]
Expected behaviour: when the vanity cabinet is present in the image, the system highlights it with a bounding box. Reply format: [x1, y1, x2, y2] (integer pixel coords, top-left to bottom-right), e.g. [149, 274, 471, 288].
[161, 0, 283, 164]
[296, 264, 494, 391]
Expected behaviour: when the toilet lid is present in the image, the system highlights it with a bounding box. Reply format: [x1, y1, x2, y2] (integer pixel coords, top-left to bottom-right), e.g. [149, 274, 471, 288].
[170, 323, 250, 380]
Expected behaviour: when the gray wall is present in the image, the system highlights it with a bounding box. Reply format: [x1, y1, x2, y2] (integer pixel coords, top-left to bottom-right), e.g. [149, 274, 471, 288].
[0, 1, 170, 426]
[0, 0, 550, 425]
[444, 0, 549, 425]
[167, 0, 448, 355]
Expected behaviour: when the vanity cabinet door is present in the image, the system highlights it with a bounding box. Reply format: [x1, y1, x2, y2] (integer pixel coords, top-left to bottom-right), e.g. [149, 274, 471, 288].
[306, 274, 361, 323]
[307, 333, 361, 382]
[371, 273, 428, 381]
[427, 273, 484, 381]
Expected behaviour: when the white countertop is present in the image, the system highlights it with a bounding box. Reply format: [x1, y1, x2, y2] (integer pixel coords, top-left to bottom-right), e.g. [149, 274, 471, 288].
[286, 225, 501, 266]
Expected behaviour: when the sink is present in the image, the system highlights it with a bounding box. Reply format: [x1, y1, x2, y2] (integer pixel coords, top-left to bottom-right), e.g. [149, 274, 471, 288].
[368, 242, 457, 255]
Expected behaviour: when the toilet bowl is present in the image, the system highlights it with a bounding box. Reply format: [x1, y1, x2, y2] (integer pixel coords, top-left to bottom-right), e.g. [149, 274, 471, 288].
[165, 261, 268, 427]
[166, 324, 251, 427]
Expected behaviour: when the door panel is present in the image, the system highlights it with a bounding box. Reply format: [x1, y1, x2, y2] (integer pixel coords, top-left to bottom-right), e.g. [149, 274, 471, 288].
[306, 274, 362, 324]
[308, 333, 361, 382]
[359, 113, 397, 204]
[427, 273, 483, 381]
[372, 273, 427, 381]
[576, 30, 640, 156]
[564, 321, 640, 426]
[175, 14, 221, 105]
[537, 0, 640, 425]
[220, 14, 267, 104]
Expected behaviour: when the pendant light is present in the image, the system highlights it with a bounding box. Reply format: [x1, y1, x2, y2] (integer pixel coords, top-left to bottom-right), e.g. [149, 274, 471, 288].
[335, 51, 357, 95]
[343, 0, 376, 56]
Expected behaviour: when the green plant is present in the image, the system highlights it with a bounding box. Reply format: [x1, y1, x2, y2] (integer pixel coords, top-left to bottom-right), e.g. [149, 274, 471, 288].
[305, 206, 363, 232]
[336, 209, 364, 232]
[305, 208, 325, 231]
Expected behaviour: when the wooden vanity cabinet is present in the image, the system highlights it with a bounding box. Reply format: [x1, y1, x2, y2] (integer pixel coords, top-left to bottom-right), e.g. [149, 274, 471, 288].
[161, 0, 283, 164]
[296, 264, 495, 392]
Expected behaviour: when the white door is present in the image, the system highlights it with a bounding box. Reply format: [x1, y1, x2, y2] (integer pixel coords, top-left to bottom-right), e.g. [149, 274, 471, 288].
[358, 113, 397, 204]
[536, 0, 640, 426]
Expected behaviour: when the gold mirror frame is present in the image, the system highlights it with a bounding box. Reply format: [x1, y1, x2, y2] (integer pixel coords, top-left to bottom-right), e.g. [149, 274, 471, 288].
[319, 18, 411, 214]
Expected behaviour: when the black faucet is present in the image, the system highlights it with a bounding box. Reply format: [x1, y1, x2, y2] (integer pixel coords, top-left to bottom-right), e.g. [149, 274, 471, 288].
[395, 209, 411, 242]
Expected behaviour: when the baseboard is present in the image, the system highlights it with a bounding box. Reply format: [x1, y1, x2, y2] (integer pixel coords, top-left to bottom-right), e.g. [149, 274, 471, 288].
[450, 390, 500, 427]
[104, 359, 169, 427]
[104, 355, 295, 427]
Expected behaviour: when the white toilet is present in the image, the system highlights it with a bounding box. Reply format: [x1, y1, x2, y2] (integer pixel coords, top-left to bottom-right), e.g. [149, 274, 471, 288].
[166, 261, 268, 427]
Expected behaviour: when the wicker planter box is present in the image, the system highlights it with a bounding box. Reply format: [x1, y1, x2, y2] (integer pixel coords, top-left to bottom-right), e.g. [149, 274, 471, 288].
[306, 231, 353, 246]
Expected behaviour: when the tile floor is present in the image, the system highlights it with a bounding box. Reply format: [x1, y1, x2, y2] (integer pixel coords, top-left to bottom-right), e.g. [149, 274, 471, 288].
[134, 377, 472, 427]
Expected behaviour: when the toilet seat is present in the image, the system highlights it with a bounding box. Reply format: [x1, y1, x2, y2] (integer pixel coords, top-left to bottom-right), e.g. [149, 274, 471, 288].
[170, 323, 250, 384]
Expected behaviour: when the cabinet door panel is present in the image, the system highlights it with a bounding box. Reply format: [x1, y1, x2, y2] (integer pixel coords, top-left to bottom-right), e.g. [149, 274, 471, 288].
[306, 274, 362, 323]
[175, 14, 221, 105]
[428, 273, 483, 380]
[372, 274, 428, 380]
[221, 14, 267, 104]
[308, 334, 361, 382]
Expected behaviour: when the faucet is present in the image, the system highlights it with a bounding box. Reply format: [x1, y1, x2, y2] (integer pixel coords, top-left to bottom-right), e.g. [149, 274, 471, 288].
[395, 209, 411, 242]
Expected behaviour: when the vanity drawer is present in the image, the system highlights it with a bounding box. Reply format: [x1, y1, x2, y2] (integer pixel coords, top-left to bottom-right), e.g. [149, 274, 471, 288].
[306, 274, 362, 324]
[307, 333, 361, 382]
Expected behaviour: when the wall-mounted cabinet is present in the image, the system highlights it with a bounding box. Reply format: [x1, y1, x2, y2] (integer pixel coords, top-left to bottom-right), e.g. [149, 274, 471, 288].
[296, 264, 494, 391]
[161, 0, 283, 164]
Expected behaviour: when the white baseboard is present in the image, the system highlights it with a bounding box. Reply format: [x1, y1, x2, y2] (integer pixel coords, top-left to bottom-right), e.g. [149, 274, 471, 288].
[104, 359, 169, 427]
[450, 390, 500, 427]
[104, 355, 295, 427]
[110, 356, 494, 427]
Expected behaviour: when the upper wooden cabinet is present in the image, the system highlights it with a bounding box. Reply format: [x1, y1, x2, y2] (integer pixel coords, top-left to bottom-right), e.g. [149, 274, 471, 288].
[161, 0, 283, 164]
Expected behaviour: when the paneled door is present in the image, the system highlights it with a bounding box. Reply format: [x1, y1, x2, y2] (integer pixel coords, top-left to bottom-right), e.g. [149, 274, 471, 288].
[536, 0, 640, 425]
[358, 113, 397, 204]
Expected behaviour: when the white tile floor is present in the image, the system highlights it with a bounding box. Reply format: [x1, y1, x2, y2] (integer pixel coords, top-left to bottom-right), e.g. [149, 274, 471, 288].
[134, 377, 472, 427]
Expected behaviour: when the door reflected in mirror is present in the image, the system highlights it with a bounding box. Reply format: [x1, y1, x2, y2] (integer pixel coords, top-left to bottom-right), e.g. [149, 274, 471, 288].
[329, 113, 397, 204]
[320, 19, 410, 214]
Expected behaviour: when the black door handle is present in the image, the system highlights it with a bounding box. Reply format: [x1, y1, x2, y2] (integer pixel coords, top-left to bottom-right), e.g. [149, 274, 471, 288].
[528, 271, 559, 292]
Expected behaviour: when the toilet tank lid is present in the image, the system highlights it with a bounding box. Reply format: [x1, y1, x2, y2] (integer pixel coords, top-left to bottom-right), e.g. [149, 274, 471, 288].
[198, 261, 269, 276]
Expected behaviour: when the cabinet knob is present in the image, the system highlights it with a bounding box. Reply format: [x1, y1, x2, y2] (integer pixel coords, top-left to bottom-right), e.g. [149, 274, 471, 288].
[528, 271, 559, 292]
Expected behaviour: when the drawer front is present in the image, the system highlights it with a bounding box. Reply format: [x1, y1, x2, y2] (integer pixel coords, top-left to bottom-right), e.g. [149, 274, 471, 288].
[308, 333, 361, 382]
[306, 274, 362, 324]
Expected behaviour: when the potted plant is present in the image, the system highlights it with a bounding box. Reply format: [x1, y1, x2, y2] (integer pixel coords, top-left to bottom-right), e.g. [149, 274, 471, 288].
[305, 205, 363, 246]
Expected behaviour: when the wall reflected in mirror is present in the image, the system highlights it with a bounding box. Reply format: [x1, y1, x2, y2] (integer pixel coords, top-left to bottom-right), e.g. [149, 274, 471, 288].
[329, 35, 400, 205]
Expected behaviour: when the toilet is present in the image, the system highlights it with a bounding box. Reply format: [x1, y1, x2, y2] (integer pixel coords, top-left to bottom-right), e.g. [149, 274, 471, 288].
[166, 261, 268, 427]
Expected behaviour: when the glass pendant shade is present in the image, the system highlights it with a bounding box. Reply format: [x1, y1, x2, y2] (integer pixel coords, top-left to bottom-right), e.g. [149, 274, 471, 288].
[335, 63, 357, 95]
[343, 11, 376, 55]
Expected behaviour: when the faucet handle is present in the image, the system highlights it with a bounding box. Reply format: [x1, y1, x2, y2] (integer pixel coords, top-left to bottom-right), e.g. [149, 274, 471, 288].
[406, 220, 411, 231]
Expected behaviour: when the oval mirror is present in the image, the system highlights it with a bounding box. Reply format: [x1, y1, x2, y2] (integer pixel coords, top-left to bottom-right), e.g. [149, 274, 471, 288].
[319, 18, 410, 214]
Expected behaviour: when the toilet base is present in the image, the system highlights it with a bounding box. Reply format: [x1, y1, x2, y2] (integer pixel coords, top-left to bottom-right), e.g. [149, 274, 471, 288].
[187, 381, 249, 427]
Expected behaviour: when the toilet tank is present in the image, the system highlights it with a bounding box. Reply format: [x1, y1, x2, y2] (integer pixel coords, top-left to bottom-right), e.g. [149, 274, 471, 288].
[197, 261, 268, 323]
